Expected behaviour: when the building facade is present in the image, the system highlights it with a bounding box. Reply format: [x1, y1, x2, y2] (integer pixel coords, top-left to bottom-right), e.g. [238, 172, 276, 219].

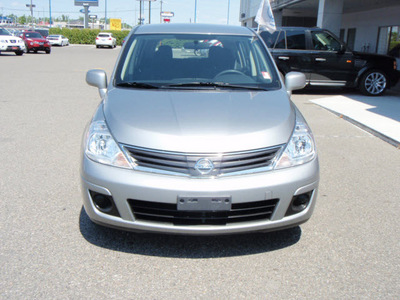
[240, 0, 400, 57]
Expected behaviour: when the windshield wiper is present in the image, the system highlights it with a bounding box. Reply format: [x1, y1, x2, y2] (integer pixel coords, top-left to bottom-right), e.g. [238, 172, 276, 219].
[166, 82, 267, 90]
[116, 82, 160, 89]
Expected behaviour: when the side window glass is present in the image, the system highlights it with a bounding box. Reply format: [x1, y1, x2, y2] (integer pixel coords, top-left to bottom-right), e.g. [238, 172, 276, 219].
[274, 30, 286, 49]
[311, 31, 341, 51]
[260, 31, 279, 48]
[286, 30, 306, 50]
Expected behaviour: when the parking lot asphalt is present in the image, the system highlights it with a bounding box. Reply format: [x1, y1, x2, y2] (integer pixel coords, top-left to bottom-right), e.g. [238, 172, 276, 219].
[1, 45, 399, 299]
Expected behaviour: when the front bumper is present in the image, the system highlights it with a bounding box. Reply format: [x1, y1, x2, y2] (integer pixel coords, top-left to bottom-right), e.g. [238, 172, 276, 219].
[28, 46, 50, 51]
[81, 154, 319, 235]
[0, 44, 25, 52]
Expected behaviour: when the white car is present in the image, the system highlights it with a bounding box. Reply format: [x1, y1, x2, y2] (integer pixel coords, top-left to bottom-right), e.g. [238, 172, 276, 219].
[96, 32, 116, 48]
[47, 35, 69, 46]
[0, 27, 25, 56]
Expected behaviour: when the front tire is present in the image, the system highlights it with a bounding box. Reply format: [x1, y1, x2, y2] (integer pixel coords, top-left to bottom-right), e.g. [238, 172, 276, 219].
[359, 70, 388, 96]
[15, 51, 23, 56]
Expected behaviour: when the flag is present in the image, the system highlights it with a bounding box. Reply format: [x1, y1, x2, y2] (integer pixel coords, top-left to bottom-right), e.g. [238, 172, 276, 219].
[255, 0, 276, 33]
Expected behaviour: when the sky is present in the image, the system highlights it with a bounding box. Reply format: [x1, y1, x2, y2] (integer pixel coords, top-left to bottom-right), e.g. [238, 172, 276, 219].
[0, 0, 241, 26]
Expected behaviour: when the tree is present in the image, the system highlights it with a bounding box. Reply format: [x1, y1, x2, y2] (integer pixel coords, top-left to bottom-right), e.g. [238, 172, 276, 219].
[18, 15, 27, 25]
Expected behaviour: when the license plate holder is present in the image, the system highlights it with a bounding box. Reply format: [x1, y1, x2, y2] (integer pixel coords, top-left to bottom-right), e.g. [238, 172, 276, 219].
[177, 196, 231, 211]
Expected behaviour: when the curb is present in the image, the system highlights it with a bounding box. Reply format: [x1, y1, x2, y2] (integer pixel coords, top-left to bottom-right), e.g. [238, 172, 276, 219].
[320, 107, 400, 149]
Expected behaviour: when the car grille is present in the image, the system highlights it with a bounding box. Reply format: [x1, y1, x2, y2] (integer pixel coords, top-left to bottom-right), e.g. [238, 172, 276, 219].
[123, 145, 283, 177]
[128, 198, 279, 225]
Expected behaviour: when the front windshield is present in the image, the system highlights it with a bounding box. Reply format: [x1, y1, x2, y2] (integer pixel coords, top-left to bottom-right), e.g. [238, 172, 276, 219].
[25, 32, 43, 38]
[0, 28, 11, 36]
[115, 33, 280, 90]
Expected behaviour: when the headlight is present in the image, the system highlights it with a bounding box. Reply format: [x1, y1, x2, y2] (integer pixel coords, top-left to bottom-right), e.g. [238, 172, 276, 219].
[85, 120, 132, 169]
[275, 118, 316, 169]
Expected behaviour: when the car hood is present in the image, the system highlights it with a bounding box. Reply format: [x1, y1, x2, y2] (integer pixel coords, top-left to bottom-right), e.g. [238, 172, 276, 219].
[103, 88, 295, 153]
[353, 51, 395, 63]
[26, 37, 47, 42]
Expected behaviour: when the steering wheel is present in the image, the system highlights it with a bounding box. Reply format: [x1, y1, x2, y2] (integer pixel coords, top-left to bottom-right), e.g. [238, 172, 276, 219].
[214, 69, 245, 78]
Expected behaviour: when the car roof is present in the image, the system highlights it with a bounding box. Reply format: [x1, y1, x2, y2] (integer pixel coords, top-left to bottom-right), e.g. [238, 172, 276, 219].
[134, 23, 254, 36]
[271, 26, 324, 31]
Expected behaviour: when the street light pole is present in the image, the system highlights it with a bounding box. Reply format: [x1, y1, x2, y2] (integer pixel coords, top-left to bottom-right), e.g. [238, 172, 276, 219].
[105, 0, 107, 30]
[227, 0, 230, 24]
[49, 0, 52, 28]
[160, 0, 163, 23]
[194, 0, 197, 23]
[149, 0, 151, 24]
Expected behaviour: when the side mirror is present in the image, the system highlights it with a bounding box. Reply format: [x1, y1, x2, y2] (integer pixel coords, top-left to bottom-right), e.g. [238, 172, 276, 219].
[86, 69, 108, 98]
[285, 72, 306, 96]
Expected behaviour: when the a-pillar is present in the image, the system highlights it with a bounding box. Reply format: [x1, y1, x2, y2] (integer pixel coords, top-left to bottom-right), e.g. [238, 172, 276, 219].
[317, 0, 344, 36]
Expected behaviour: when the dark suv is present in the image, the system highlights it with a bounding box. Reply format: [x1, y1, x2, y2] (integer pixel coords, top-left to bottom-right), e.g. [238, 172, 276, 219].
[259, 27, 399, 96]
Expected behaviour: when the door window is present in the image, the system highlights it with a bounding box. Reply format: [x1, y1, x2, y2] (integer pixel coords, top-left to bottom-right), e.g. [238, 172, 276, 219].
[286, 30, 306, 50]
[311, 31, 341, 51]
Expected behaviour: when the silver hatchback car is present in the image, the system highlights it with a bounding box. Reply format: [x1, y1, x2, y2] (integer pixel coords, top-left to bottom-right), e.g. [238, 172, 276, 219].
[81, 24, 319, 235]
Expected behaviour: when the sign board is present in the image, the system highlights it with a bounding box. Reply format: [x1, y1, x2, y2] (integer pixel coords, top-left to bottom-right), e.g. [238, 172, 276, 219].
[89, 15, 97, 19]
[161, 11, 174, 17]
[74, 0, 98, 7]
[163, 18, 171, 23]
[110, 18, 122, 31]
[80, 9, 90, 13]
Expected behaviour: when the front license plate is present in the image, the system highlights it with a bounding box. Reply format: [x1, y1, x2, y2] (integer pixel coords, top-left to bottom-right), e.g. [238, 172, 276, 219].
[177, 196, 232, 211]
[12, 46, 19, 50]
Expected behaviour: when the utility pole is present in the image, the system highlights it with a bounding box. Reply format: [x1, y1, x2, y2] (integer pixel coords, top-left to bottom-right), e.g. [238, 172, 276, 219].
[26, 0, 36, 26]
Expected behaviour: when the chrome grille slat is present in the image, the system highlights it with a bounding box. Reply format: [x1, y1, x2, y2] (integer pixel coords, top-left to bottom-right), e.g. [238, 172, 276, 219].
[123, 145, 283, 177]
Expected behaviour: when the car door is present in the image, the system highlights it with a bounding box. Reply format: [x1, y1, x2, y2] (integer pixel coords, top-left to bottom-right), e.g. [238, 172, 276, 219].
[265, 29, 313, 82]
[308, 30, 357, 86]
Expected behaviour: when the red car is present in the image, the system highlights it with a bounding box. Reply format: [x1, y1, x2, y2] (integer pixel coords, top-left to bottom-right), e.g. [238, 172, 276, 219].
[20, 31, 51, 54]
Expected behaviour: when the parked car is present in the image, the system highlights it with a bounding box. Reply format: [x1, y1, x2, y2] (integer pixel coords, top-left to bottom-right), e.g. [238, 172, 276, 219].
[20, 31, 51, 54]
[95, 32, 116, 48]
[34, 28, 49, 38]
[0, 27, 25, 56]
[82, 24, 319, 235]
[259, 27, 399, 96]
[388, 44, 400, 71]
[47, 34, 69, 46]
[7, 28, 22, 37]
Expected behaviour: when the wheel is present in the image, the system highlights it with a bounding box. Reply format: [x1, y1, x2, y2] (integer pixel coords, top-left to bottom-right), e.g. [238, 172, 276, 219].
[15, 51, 23, 56]
[359, 70, 387, 96]
[46, 49, 51, 54]
[34, 50, 38, 53]
[96, 45, 99, 48]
